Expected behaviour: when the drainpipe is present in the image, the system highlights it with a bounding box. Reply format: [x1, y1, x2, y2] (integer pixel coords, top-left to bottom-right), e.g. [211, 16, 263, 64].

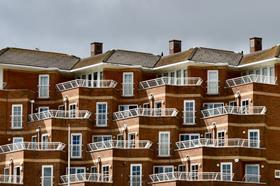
[63, 97, 68, 117]
[213, 124, 217, 140]
[36, 127, 41, 143]
[185, 156, 191, 173]
[30, 100, 35, 114]
[9, 159, 14, 177]
[67, 124, 71, 186]
[149, 94, 154, 109]
[97, 157, 102, 174]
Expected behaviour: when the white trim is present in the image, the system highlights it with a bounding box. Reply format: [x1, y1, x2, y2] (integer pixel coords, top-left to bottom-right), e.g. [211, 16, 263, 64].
[71, 133, 82, 159]
[179, 133, 200, 141]
[122, 72, 134, 97]
[207, 70, 219, 95]
[92, 135, 112, 142]
[237, 57, 278, 68]
[42, 165, 53, 186]
[118, 104, 138, 111]
[38, 74, 50, 98]
[41, 133, 49, 143]
[183, 100, 196, 125]
[130, 164, 142, 186]
[153, 165, 174, 173]
[38, 106, 49, 113]
[275, 170, 280, 178]
[96, 102, 108, 127]
[13, 137, 23, 143]
[11, 104, 23, 129]
[158, 131, 170, 157]
[154, 100, 163, 108]
[248, 129, 260, 148]
[220, 162, 233, 181]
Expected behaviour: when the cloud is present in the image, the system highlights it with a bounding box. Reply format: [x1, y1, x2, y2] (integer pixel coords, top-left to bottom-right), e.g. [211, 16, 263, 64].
[0, 0, 280, 57]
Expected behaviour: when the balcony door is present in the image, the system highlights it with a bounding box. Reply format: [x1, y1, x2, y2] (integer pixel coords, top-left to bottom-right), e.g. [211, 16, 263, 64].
[42, 165, 53, 186]
[123, 72, 134, 96]
[130, 164, 142, 186]
[207, 70, 219, 95]
[221, 162, 233, 181]
[38, 75, 49, 98]
[245, 164, 260, 183]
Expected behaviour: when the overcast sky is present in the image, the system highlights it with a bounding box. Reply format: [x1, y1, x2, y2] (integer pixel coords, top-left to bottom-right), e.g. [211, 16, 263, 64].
[0, 0, 280, 57]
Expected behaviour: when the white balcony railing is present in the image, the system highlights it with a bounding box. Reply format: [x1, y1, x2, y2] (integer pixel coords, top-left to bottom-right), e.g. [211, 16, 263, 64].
[149, 172, 234, 183]
[113, 108, 178, 120]
[201, 106, 266, 118]
[139, 77, 203, 89]
[88, 140, 152, 152]
[28, 110, 91, 122]
[0, 142, 65, 154]
[0, 175, 23, 184]
[176, 138, 261, 150]
[60, 173, 112, 184]
[56, 79, 117, 92]
[243, 174, 261, 183]
[226, 74, 277, 88]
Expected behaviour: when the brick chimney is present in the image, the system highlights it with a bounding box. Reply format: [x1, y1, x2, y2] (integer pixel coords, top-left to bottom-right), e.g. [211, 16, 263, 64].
[90, 42, 103, 56]
[169, 40, 181, 54]
[249, 37, 262, 53]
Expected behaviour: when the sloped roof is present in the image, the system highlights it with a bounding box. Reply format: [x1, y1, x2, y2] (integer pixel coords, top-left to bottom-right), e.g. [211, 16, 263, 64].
[190, 47, 243, 66]
[0, 47, 80, 70]
[240, 45, 280, 65]
[155, 48, 194, 67]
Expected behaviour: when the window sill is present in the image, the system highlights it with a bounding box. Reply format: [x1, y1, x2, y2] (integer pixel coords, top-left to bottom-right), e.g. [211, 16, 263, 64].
[11, 127, 23, 130]
[183, 123, 196, 125]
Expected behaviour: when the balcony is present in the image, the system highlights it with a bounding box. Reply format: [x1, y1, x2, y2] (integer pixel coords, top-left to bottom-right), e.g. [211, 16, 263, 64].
[113, 108, 178, 121]
[139, 77, 202, 89]
[243, 174, 261, 183]
[226, 74, 277, 88]
[56, 79, 117, 92]
[87, 140, 152, 152]
[60, 173, 112, 184]
[176, 138, 261, 150]
[149, 172, 234, 183]
[201, 106, 266, 118]
[28, 110, 91, 122]
[0, 142, 65, 154]
[0, 175, 23, 184]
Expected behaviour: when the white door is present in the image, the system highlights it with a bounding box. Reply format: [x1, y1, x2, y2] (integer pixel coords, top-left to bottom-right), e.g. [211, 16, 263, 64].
[245, 164, 260, 183]
[130, 164, 142, 186]
[42, 165, 53, 186]
[123, 72, 134, 96]
[221, 163, 232, 181]
[207, 70, 219, 94]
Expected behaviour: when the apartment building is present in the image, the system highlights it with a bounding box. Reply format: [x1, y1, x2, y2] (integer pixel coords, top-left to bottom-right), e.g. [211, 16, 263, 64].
[0, 37, 279, 186]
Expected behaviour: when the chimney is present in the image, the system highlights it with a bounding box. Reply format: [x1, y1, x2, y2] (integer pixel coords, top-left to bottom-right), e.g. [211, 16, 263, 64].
[249, 37, 262, 53]
[90, 42, 103, 56]
[169, 40, 181, 54]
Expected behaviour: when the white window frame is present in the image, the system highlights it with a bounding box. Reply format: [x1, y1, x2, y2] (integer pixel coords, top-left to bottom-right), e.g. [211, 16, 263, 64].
[207, 70, 219, 95]
[158, 131, 170, 157]
[122, 72, 134, 97]
[42, 165, 53, 186]
[248, 129, 260, 148]
[69, 103, 77, 118]
[92, 135, 112, 142]
[203, 102, 224, 109]
[38, 74, 50, 98]
[179, 133, 200, 141]
[153, 165, 174, 174]
[41, 134, 49, 143]
[13, 137, 23, 144]
[102, 164, 110, 181]
[220, 162, 233, 181]
[118, 104, 138, 111]
[71, 133, 82, 159]
[11, 104, 23, 129]
[130, 164, 142, 186]
[38, 107, 49, 113]
[245, 164, 260, 182]
[275, 170, 280, 178]
[96, 102, 108, 127]
[183, 100, 195, 125]
[143, 103, 150, 108]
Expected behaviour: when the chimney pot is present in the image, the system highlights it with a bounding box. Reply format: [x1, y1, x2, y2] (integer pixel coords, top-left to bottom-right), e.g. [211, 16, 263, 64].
[91, 42, 103, 56]
[249, 37, 262, 53]
[169, 40, 181, 54]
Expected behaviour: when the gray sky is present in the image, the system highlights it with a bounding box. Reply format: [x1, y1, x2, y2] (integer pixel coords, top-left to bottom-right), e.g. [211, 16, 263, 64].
[1, 0, 280, 57]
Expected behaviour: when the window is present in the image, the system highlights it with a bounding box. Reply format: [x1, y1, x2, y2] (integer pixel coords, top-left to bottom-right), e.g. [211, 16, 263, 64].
[229, 101, 237, 107]
[69, 103, 77, 118]
[245, 164, 260, 183]
[41, 134, 49, 149]
[179, 133, 200, 141]
[39, 75, 49, 98]
[13, 166, 21, 183]
[158, 132, 170, 157]
[42, 165, 53, 186]
[102, 165, 110, 182]
[241, 99, 249, 113]
[153, 166, 174, 174]
[217, 131, 225, 146]
[119, 104, 138, 111]
[39, 107, 49, 113]
[11, 104, 23, 129]
[71, 133, 82, 158]
[96, 102, 107, 126]
[248, 129, 260, 148]
[91, 166, 97, 173]
[92, 135, 112, 142]
[183, 100, 195, 124]
[221, 162, 232, 181]
[67, 167, 85, 174]
[130, 164, 142, 186]
[207, 70, 219, 94]
[143, 103, 150, 109]
[178, 165, 186, 172]
[128, 133, 136, 148]
[58, 105, 64, 110]
[13, 137, 23, 149]
[275, 170, 280, 178]
[191, 164, 198, 180]
[123, 72, 134, 96]
[205, 132, 212, 139]
[203, 103, 224, 109]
